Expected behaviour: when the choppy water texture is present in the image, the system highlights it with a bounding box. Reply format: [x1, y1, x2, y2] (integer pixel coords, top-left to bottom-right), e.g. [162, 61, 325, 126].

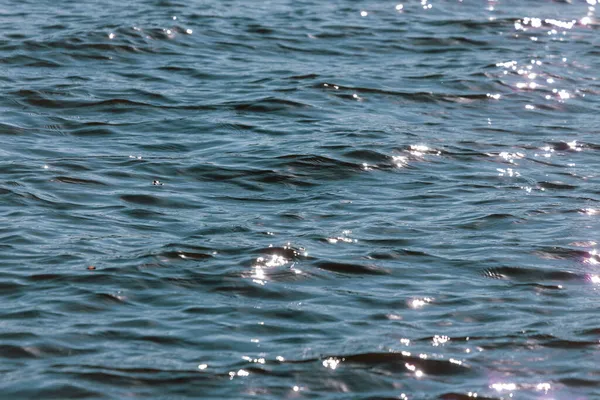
[2, 0, 600, 398]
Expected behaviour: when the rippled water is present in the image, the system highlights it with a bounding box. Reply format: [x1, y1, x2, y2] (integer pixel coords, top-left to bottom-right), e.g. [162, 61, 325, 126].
[2, 0, 600, 398]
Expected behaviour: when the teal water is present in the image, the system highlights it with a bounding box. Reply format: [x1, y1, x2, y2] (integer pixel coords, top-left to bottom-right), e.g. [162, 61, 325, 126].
[2, 1, 600, 398]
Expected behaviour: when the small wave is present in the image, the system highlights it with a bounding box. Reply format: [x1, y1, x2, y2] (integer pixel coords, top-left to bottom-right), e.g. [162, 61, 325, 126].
[314, 261, 388, 275]
[230, 97, 312, 113]
[285, 351, 470, 376]
[53, 176, 106, 185]
[482, 266, 582, 281]
[159, 251, 213, 261]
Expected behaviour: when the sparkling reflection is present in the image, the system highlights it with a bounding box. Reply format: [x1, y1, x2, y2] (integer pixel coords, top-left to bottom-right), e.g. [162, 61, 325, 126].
[492, 1, 596, 109]
[537, 382, 551, 393]
[584, 249, 600, 265]
[245, 244, 306, 284]
[432, 335, 450, 347]
[404, 362, 424, 377]
[327, 230, 357, 244]
[410, 297, 433, 308]
[323, 357, 342, 370]
[242, 355, 265, 364]
[229, 369, 250, 379]
[490, 382, 516, 392]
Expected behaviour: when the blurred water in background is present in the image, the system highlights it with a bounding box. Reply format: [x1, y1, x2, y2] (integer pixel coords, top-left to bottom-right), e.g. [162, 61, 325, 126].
[1, 0, 600, 398]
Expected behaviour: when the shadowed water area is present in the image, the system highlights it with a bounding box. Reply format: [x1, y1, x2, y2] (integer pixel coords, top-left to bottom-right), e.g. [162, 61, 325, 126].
[2, 0, 600, 398]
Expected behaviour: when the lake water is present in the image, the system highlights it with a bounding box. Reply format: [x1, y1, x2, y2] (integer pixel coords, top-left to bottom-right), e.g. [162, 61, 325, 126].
[2, 0, 600, 398]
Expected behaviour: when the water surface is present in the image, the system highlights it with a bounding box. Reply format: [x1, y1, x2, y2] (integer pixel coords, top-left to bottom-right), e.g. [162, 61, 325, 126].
[2, 0, 600, 398]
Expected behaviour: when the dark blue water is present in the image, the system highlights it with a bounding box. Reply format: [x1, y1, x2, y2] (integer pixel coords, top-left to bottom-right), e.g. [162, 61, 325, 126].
[2, 0, 600, 398]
